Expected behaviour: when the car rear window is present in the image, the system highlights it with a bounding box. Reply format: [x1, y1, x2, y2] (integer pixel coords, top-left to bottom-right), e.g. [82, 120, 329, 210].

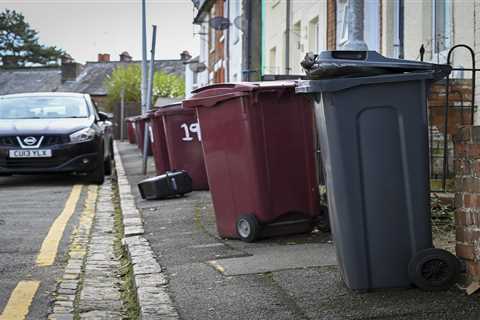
[0, 96, 90, 119]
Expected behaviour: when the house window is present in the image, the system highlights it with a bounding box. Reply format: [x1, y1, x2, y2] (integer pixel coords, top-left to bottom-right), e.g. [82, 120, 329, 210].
[433, 0, 452, 55]
[392, 0, 404, 58]
[309, 17, 320, 53]
[336, 1, 349, 48]
[233, 0, 243, 43]
[193, 70, 198, 86]
[209, 9, 216, 53]
[364, 0, 380, 52]
[336, 0, 380, 50]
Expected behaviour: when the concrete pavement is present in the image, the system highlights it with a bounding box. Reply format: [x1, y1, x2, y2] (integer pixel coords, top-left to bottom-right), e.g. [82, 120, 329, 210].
[116, 141, 480, 320]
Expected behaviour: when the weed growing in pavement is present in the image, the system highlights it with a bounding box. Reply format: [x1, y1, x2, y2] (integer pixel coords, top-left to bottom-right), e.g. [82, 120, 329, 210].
[431, 195, 455, 233]
[112, 181, 140, 320]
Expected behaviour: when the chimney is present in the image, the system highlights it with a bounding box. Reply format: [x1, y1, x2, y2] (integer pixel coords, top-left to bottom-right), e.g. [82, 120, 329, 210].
[61, 57, 83, 82]
[97, 53, 110, 62]
[119, 51, 133, 62]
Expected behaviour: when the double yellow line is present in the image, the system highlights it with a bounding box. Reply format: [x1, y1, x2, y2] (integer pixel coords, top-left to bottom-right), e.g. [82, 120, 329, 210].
[0, 184, 84, 320]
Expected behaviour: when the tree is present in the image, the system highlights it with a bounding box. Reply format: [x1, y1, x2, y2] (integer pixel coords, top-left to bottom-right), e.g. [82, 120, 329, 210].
[0, 9, 65, 67]
[105, 64, 185, 111]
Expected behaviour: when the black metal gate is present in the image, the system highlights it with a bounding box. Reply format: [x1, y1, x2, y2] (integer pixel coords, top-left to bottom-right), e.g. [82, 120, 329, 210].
[425, 44, 477, 192]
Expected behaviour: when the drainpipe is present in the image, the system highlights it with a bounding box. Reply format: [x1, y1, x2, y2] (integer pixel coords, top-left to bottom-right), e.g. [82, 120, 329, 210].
[243, 0, 252, 81]
[343, 0, 368, 50]
[285, 0, 291, 75]
[226, 0, 230, 82]
[398, 0, 404, 58]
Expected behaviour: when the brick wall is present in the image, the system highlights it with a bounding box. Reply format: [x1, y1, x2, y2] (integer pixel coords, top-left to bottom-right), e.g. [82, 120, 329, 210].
[454, 126, 480, 279]
[326, 0, 336, 50]
[428, 79, 473, 136]
[429, 79, 473, 180]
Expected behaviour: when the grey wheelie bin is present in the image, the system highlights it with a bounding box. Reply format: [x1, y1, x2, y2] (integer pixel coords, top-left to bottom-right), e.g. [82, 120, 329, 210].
[296, 51, 460, 291]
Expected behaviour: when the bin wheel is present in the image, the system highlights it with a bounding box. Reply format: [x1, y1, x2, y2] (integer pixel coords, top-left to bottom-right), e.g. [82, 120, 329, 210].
[408, 248, 460, 291]
[236, 215, 261, 242]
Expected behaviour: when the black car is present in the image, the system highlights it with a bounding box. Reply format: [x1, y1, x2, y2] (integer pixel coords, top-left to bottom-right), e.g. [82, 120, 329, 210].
[0, 92, 114, 184]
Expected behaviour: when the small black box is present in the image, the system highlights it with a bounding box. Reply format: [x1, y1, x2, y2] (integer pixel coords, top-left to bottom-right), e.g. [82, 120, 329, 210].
[138, 170, 193, 200]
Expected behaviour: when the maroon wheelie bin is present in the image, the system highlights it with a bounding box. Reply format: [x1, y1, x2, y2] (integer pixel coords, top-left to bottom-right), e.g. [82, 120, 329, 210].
[126, 117, 137, 144]
[183, 81, 321, 241]
[134, 114, 153, 156]
[157, 104, 208, 190]
[149, 108, 171, 175]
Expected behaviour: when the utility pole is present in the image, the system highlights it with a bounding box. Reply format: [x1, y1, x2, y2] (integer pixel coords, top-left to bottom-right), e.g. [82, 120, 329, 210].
[142, 25, 157, 175]
[242, 0, 262, 81]
[120, 87, 125, 141]
[342, 0, 368, 51]
[141, 0, 148, 114]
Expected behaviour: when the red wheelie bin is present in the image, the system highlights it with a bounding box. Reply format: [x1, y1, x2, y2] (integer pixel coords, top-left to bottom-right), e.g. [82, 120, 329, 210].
[134, 114, 153, 156]
[156, 104, 208, 190]
[183, 82, 321, 241]
[149, 108, 171, 175]
[126, 117, 137, 144]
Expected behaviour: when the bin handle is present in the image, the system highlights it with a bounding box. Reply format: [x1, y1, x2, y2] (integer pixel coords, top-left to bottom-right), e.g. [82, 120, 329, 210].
[184, 91, 249, 108]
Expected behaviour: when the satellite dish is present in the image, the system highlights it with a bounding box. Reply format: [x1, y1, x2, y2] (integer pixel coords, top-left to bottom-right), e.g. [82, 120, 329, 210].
[233, 15, 247, 32]
[189, 62, 207, 73]
[209, 16, 231, 30]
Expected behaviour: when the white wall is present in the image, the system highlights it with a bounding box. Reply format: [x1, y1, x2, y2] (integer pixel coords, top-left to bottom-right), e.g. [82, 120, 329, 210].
[185, 64, 194, 98]
[198, 22, 210, 87]
[290, 0, 327, 74]
[185, 22, 209, 97]
[263, 0, 327, 75]
[264, 0, 287, 75]
[227, 0, 243, 82]
[402, 0, 474, 68]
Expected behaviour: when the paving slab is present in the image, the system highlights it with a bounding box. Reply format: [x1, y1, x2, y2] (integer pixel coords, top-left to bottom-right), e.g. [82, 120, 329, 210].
[209, 243, 336, 276]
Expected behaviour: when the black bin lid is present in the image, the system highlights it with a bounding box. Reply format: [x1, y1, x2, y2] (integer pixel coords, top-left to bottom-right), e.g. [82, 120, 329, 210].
[301, 51, 451, 80]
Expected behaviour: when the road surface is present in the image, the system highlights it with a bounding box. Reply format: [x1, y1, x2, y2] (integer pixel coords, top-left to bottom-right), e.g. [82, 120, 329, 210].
[0, 174, 87, 320]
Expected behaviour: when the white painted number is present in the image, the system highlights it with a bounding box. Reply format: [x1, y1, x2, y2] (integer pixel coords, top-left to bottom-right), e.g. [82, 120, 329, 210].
[181, 122, 202, 142]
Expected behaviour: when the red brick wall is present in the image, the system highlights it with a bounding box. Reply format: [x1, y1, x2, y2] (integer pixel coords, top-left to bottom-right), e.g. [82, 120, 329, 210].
[428, 80, 473, 136]
[208, 0, 225, 84]
[326, 0, 336, 50]
[454, 126, 480, 279]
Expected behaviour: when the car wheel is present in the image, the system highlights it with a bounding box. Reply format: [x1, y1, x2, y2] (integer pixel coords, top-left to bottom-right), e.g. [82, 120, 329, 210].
[408, 248, 460, 291]
[104, 157, 112, 176]
[236, 215, 261, 242]
[110, 142, 114, 160]
[88, 159, 105, 185]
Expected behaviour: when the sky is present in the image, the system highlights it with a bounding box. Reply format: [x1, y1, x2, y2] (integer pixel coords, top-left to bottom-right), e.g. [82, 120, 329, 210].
[0, 0, 199, 63]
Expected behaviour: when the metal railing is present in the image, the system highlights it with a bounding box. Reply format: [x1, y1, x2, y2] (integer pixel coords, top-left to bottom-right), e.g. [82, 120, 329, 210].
[426, 44, 477, 192]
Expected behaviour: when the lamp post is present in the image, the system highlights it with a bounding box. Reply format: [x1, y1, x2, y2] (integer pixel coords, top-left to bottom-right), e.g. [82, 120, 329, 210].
[342, 0, 368, 51]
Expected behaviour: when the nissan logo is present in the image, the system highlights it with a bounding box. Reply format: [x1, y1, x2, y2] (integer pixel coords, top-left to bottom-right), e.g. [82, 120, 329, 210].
[23, 136, 37, 146]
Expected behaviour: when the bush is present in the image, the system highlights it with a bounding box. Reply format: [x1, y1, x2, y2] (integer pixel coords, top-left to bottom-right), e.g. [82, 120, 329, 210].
[105, 64, 184, 111]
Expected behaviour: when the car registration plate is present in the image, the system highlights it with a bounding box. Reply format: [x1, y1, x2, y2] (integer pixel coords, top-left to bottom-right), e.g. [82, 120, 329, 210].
[9, 149, 52, 158]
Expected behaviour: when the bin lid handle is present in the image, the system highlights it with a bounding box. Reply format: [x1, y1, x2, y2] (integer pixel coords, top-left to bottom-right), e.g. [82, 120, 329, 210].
[184, 91, 249, 109]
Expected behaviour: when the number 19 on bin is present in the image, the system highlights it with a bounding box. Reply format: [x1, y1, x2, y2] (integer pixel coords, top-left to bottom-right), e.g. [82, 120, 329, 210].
[181, 123, 202, 142]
